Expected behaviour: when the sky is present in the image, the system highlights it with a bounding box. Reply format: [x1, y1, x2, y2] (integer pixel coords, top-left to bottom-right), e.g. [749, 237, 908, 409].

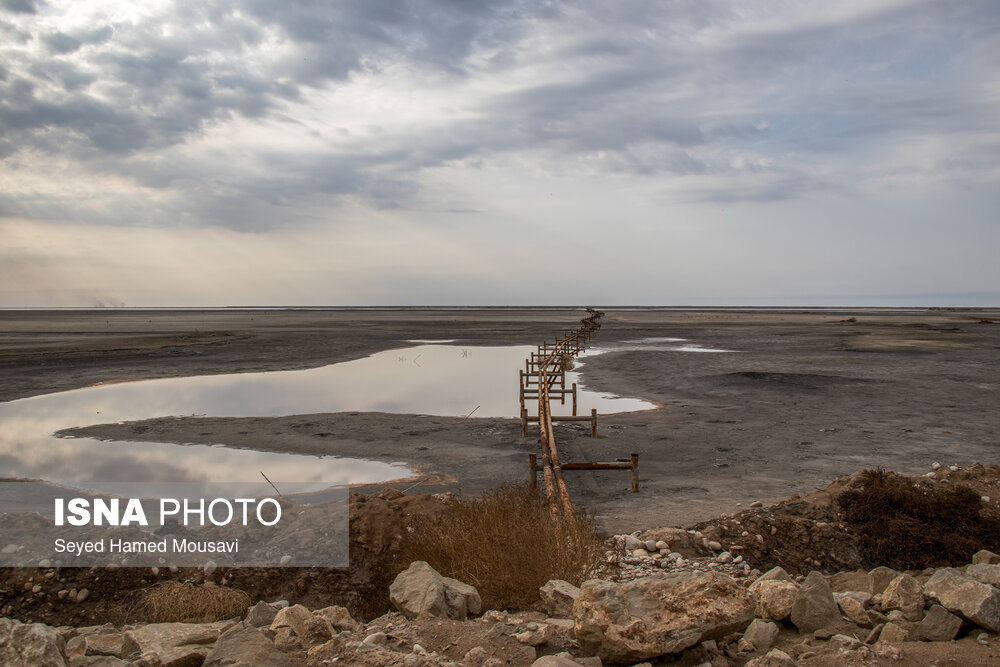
[1, 0, 998, 307]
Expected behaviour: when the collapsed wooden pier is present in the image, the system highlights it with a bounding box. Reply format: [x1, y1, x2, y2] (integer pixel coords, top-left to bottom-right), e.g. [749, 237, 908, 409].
[519, 309, 639, 521]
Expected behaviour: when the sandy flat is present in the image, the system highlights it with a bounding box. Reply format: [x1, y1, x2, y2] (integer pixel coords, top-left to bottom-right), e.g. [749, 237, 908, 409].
[3, 307, 999, 531]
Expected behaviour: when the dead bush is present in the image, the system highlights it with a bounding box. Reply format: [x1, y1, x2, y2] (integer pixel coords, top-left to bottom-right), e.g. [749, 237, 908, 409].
[130, 581, 250, 623]
[837, 469, 1000, 570]
[398, 484, 611, 611]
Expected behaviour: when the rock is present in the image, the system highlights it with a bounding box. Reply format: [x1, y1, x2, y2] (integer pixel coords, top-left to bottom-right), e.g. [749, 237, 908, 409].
[363, 631, 387, 645]
[654, 541, 669, 551]
[745, 648, 796, 667]
[269, 604, 313, 637]
[573, 572, 753, 664]
[443, 576, 482, 620]
[463, 646, 489, 666]
[389, 561, 481, 621]
[738, 619, 779, 652]
[623, 535, 643, 551]
[830, 633, 863, 651]
[244, 601, 278, 628]
[790, 571, 841, 633]
[924, 568, 1000, 631]
[880, 574, 925, 621]
[750, 566, 794, 589]
[752, 580, 799, 621]
[717, 552, 733, 564]
[75, 588, 91, 603]
[390, 561, 448, 619]
[514, 624, 556, 647]
[829, 570, 869, 593]
[0, 618, 67, 666]
[632, 548, 649, 558]
[833, 590, 872, 607]
[639, 528, 701, 557]
[644, 540, 657, 551]
[837, 595, 872, 628]
[531, 656, 583, 667]
[867, 567, 898, 596]
[203, 625, 290, 667]
[312, 605, 359, 632]
[127, 621, 234, 667]
[916, 604, 963, 641]
[877, 622, 907, 643]
[706, 540, 722, 552]
[81, 633, 140, 659]
[540, 580, 581, 618]
[966, 563, 1000, 587]
[865, 623, 885, 644]
[972, 549, 1000, 565]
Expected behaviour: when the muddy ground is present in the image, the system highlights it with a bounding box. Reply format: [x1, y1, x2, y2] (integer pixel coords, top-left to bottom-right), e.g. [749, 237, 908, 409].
[1, 307, 1000, 638]
[3, 307, 996, 529]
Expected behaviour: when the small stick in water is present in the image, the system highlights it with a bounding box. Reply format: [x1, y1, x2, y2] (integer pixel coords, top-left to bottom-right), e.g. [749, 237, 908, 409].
[261, 471, 282, 496]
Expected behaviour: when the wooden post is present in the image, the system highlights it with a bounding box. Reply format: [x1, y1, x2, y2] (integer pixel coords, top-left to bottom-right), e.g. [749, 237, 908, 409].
[529, 453, 538, 491]
[571, 382, 577, 416]
[591, 408, 597, 437]
[631, 453, 639, 492]
[521, 407, 528, 436]
[519, 370, 525, 410]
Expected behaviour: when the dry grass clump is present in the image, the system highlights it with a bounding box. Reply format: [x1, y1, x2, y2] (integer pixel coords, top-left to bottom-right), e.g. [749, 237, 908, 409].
[399, 484, 610, 611]
[131, 581, 250, 623]
[838, 469, 1000, 570]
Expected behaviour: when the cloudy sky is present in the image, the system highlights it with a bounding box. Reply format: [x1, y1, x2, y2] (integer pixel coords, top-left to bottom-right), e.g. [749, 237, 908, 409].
[1, 0, 998, 307]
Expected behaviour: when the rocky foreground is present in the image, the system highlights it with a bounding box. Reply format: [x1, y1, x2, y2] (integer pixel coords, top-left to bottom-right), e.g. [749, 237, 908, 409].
[3, 542, 1000, 666]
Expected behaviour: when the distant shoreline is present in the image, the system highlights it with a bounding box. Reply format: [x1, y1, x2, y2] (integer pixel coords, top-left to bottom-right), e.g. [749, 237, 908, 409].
[1, 305, 998, 313]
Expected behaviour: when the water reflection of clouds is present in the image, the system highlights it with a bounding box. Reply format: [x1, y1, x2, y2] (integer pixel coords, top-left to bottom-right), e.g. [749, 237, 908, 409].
[0, 344, 657, 487]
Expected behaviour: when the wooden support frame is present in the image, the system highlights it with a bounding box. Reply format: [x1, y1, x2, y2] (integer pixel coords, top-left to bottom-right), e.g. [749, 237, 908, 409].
[530, 452, 639, 492]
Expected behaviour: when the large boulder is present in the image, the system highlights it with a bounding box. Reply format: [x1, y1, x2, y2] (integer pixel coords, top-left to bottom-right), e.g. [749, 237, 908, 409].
[924, 568, 1000, 631]
[0, 619, 66, 667]
[916, 604, 964, 641]
[203, 625, 290, 667]
[738, 619, 779, 652]
[867, 566, 899, 596]
[972, 550, 1000, 565]
[880, 574, 925, 621]
[126, 621, 235, 667]
[573, 572, 753, 664]
[750, 567, 795, 591]
[835, 595, 871, 627]
[389, 560, 482, 620]
[790, 571, 840, 633]
[540, 580, 581, 618]
[752, 580, 799, 621]
[269, 604, 313, 638]
[965, 564, 1000, 588]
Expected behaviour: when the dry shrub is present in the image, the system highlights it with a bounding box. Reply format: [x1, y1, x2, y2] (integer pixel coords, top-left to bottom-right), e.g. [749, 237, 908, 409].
[399, 484, 610, 610]
[838, 469, 1000, 570]
[132, 581, 250, 623]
